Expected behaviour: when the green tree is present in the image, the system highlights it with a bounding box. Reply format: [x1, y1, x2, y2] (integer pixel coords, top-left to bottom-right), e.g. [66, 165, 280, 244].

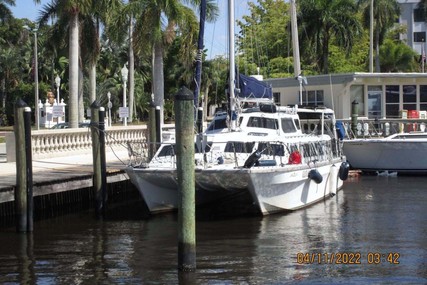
[380, 39, 418, 72]
[358, 0, 400, 72]
[0, 0, 15, 23]
[237, 0, 290, 76]
[36, 0, 92, 128]
[298, 0, 363, 74]
[125, 0, 218, 123]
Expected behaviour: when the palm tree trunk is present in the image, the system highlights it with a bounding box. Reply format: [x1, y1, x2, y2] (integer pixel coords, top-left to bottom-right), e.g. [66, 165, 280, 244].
[78, 67, 84, 122]
[152, 41, 164, 124]
[375, 27, 381, 72]
[69, 13, 79, 128]
[129, 16, 135, 123]
[89, 63, 96, 104]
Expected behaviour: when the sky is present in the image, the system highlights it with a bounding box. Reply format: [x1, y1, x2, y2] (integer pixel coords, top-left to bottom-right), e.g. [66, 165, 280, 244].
[11, 0, 254, 60]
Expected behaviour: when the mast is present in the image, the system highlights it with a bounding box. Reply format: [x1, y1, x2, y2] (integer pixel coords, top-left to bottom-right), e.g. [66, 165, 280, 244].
[229, 0, 236, 130]
[290, 0, 301, 77]
[369, 0, 374, 73]
[291, 0, 305, 105]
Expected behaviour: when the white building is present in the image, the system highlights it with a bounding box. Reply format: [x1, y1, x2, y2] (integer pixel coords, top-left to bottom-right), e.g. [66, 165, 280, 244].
[265, 1, 427, 121]
[266, 73, 427, 120]
[399, 0, 426, 55]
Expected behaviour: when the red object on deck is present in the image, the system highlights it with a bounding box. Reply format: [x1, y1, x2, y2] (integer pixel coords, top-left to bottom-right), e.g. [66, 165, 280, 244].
[408, 110, 419, 119]
[288, 151, 302, 164]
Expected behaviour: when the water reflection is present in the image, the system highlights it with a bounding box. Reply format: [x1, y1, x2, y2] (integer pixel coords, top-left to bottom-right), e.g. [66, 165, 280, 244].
[0, 177, 426, 284]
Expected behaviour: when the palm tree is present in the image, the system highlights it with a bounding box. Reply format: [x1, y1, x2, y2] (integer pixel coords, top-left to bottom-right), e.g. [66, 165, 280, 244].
[37, 0, 92, 128]
[0, 0, 15, 23]
[358, 0, 400, 72]
[298, 0, 363, 74]
[124, 0, 218, 124]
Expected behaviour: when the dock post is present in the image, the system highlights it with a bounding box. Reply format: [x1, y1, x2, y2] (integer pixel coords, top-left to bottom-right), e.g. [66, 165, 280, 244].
[149, 103, 156, 159]
[99, 107, 107, 216]
[155, 106, 161, 145]
[24, 106, 33, 232]
[14, 100, 33, 232]
[90, 101, 103, 218]
[175, 86, 196, 271]
[351, 100, 359, 137]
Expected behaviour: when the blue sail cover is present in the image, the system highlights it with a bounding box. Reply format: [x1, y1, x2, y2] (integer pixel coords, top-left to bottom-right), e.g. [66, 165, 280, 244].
[238, 73, 272, 99]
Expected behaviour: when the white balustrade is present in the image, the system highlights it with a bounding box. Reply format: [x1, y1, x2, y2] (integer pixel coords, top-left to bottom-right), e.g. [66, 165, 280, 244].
[26, 125, 148, 160]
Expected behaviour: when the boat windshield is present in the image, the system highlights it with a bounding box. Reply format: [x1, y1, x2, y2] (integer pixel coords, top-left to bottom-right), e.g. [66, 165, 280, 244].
[282, 118, 297, 133]
[247, 117, 278, 129]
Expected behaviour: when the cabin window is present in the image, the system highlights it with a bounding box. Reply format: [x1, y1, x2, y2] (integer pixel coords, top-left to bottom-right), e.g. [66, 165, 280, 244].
[247, 117, 278, 130]
[301, 90, 324, 106]
[158, 145, 175, 157]
[294, 119, 301, 130]
[258, 143, 285, 156]
[195, 142, 212, 153]
[414, 9, 426, 23]
[420, 85, 427, 111]
[281, 118, 297, 133]
[224, 141, 255, 153]
[206, 117, 227, 131]
[385, 85, 400, 118]
[273, 92, 281, 104]
[158, 142, 212, 157]
[367, 85, 382, 119]
[403, 85, 416, 112]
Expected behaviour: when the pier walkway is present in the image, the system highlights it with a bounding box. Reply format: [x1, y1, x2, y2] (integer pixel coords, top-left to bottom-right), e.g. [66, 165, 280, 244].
[0, 142, 131, 202]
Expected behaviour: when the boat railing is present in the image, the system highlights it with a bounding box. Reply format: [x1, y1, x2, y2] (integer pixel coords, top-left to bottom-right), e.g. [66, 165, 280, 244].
[339, 118, 427, 139]
[130, 138, 338, 169]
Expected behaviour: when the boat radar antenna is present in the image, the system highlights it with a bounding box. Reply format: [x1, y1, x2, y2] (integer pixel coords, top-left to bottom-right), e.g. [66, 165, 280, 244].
[296, 72, 307, 105]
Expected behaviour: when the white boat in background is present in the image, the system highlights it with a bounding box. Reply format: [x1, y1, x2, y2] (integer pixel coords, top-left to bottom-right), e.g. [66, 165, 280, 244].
[125, 0, 349, 215]
[125, 102, 349, 215]
[343, 132, 427, 174]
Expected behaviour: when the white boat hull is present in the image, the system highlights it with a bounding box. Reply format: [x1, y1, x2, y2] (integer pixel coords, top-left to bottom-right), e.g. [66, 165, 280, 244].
[343, 137, 427, 173]
[125, 158, 344, 215]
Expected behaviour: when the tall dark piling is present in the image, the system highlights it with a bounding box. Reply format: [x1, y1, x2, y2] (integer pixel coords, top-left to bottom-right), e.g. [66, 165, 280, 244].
[175, 86, 196, 271]
[155, 106, 161, 145]
[351, 100, 358, 136]
[99, 107, 107, 215]
[149, 103, 156, 159]
[14, 100, 33, 232]
[24, 107, 33, 232]
[91, 101, 106, 218]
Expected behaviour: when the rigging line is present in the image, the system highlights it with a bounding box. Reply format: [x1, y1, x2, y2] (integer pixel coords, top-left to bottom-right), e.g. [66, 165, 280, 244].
[208, 0, 219, 59]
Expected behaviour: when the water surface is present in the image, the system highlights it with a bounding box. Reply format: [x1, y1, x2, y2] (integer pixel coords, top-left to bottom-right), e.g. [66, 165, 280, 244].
[0, 175, 426, 284]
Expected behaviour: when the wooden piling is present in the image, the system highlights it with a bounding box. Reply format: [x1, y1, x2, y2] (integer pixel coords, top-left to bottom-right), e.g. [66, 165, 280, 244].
[175, 86, 196, 271]
[351, 100, 359, 136]
[24, 107, 33, 232]
[155, 106, 161, 145]
[14, 100, 31, 232]
[149, 103, 156, 159]
[99, 107, 107, 215]
[90, 101, 103, 218]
